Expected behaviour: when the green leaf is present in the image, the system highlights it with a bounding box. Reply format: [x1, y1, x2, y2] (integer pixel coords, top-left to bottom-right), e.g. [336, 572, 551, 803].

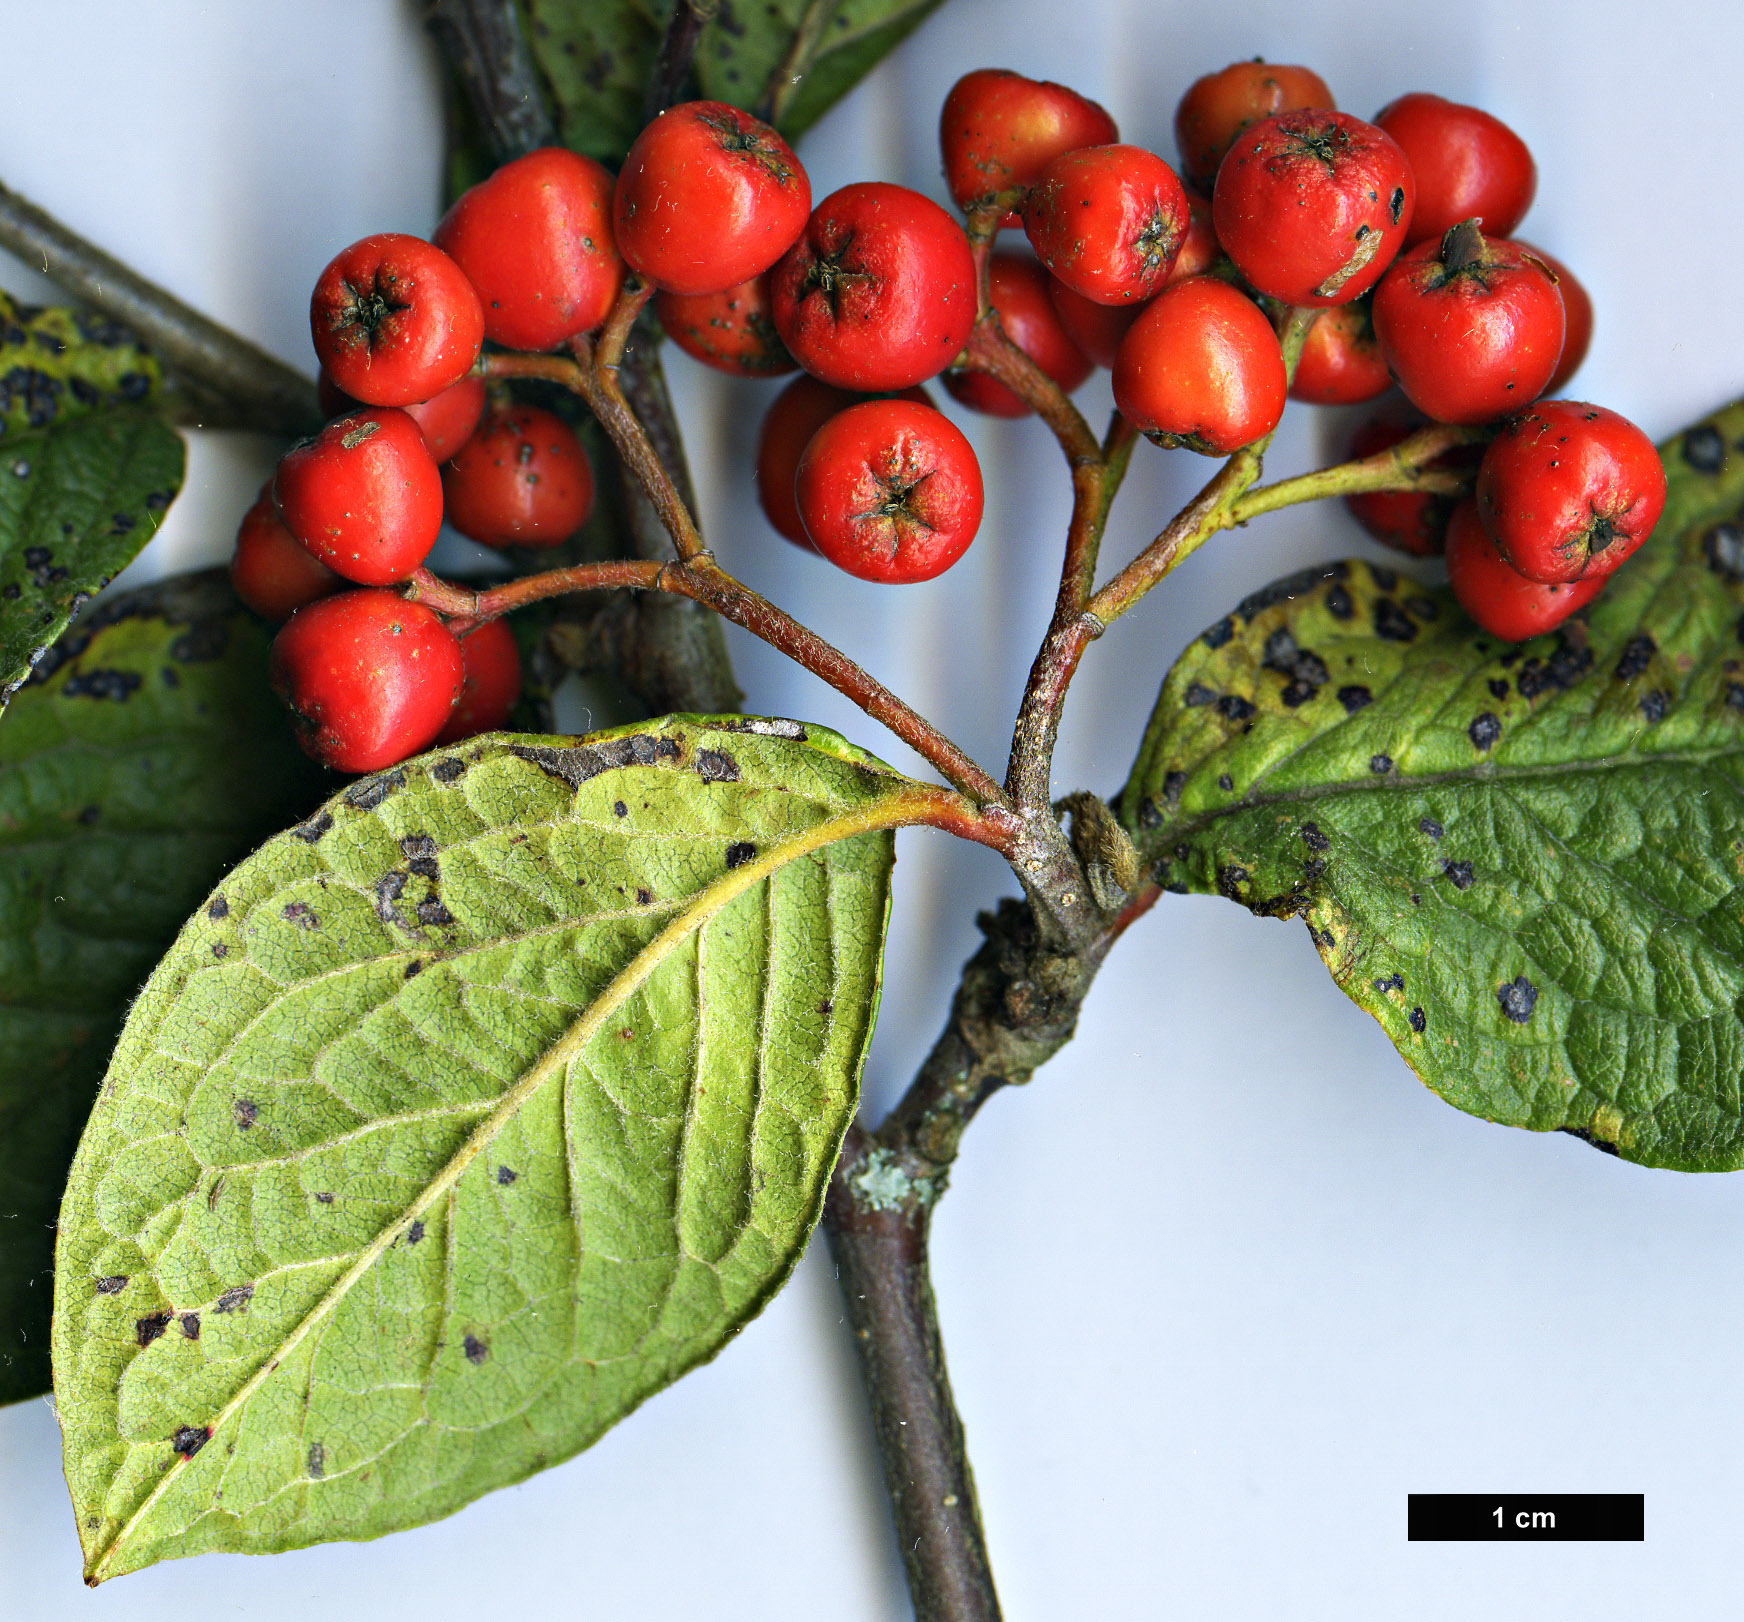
[54, 716, 919, 1581]
[0, 410, 185, 708]
[1120, 400, 1744, 1172]
[0, 572, 326, 1406]
[524, 0, 946, 162]
[0, 291, 163, 440]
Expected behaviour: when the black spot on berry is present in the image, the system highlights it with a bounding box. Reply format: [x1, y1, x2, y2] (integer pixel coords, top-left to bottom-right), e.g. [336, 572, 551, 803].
[463, 1333, 489, 1365]
[1301, 822, 1330, 853]
[1497, 975, 1538, 1022]
[1441, 859, 1474, 890]
[1390, 186, 1405, 222]
[1370, 753, 1393, 774]
[233, 1098, 258, 1130]
[136, 1311, 172, 1347]
[1468, 712, 1501, 751]
[1683, 424, 1727, 473]
[1408, 1006, 1426, 1033]
[1639, 690, 1669, 723]
[171, 1425, 210, 1458]
[1614, 634, 1656, 682]
[1337, 685, 1372, 713]
[1418, 816, 1444, 840]
[725, 841, 756, 868]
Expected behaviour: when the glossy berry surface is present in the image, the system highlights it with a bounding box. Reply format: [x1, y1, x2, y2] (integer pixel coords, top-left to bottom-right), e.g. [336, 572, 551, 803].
[1047, 277, 1143, 371]
[753, 376, 931, 548]
[1023, 145, 1188, 306]
[270, 590, 464, 772]
[1289, 297, 1390, 405]
[442, 405, 595, 549]
[944, 254, 1091, 417]
[1342, 408, 1479, 556]
[275, 408, 444, 586]
[435, 617, 523, 744]
[795, 399, 983, 583]
[1522, 244, 1593, 392]
[615, 101, 810, 296]
[1371, 222, 1565, 425]
[1445, 496, 1605, 642]
[1212, 109, 1414, 306]
[435, 147, 622, 350]
[230, 485, 344, 622]
[318, 370, 486, 463]
[1174, 59, 1335, 193]
[1476, 400, 1666, 582]
[656, 274, 796, 377]
[771, 183, 976, 390]
[939, 69, 1118, 220]
[1112, 276, 1286, 455]
[309, 233, 483, 407]
[1375, 92, 1536, 246]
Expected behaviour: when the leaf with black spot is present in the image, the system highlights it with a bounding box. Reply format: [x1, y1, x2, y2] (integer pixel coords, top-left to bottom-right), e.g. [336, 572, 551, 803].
[1120, 397, 1744, 1170]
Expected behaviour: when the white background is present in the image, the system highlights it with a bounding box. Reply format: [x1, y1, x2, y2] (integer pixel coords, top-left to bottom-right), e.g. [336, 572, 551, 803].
[4, 2, 1744, 1616]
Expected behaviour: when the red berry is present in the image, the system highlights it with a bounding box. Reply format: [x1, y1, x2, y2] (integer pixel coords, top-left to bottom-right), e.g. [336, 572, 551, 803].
[1374, 93, 1536, 247]
[309, 233, 483, 407]
[1371, 222, 1564, 425]
[1022, 145, 1188, 306]
[614, 101, 811, 296]
[1112, 276, 1286, 455]
[1174, 60, 1335, 194]
[938, 69, 1118, 222]
[434, 147, 623, 350]
[1166, 190, 1222, 283]
[435, 617, 522, 744]
[1520, 245, 1593, 392]
[771, 183, 976, 390]
[1212, 110, 1414, 306]
[753, 376, 933, 550]
[944, 254, 1092, 417]
[1289, 297, 1390, 405]
[655, 274, 796, 377]
[1445, 497, 1605, 643]
[1342, 406, 1480, 556]
[442, 405, 595, 550]
[270, 590, 464, 772]
[230, 484, 344, 622]
[1475, 400, 1666, 583]
[318, 370, 486, 463]
[795, 400, 983, 583]
[275, 409, 444, 586]
[1047, 277, 1143, 371]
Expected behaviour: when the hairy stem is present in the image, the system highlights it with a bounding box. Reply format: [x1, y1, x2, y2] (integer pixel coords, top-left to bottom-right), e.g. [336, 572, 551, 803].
[0, 177, 321, 437]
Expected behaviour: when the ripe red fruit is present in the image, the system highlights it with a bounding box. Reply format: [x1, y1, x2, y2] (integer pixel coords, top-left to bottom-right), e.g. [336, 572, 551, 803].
[655, 274, 796, 377]
[270, 590, 464, 772]
[1445, 497, 1605, 642]
[944, 254, 1092, 417]
[1112, 276, 1286, 455]
[435, 617, 522, 744]
[309, 233, 483, 407]
[1166, 190, 1222, 283]
[1212, 110, 1414, 306]
[755, 376, 934, 549]
[1371, 222, 1565, 425]
[1022, 145, 1188, 306]
[1288, 297, 1390, 405]
[1341, 407, 1480, 556]
[275, 408, 444, 586]
[771, 183, 976, 390]
[938, 69, 1118, 221]
[1520, 245, 1593, 392]
[434, 147, 623, 350]
[795, 400, 983, 583]
[318, 370, 486, 463]
[1047, 277, 1143, 371]
[1475, 401, 1666, 583]
[230, 484, 344, 622]
[1174, 60, 1335, 193]
[614, 101, 811, 296]
[442, 405, 595, 550]
[1374, 93, 1536, 247]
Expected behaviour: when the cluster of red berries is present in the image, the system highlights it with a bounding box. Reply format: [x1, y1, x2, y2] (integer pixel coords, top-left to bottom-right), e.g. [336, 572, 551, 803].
[237, 61, 1668, 773]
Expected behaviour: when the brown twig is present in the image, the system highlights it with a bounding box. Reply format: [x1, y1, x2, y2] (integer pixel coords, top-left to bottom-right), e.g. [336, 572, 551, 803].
[644, 0, 718, 121]
[424, 0, 558, 159]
